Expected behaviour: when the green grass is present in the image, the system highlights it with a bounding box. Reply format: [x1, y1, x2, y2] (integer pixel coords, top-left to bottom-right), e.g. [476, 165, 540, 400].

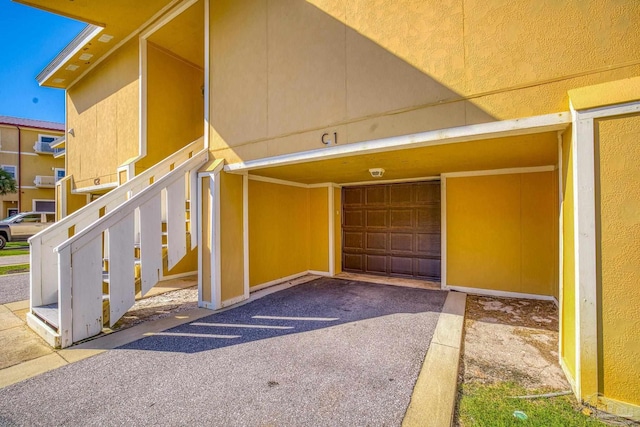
[0, 264, 30, 275]
[457, 382, 603, 427]
[0, 242, 29, 256]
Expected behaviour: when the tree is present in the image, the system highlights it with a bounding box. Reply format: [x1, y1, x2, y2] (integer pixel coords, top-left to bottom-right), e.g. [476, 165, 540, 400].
[0, 169, 17, 195]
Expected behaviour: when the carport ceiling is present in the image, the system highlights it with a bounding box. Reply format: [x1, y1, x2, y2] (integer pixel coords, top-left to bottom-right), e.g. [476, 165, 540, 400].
[248, 131, 559, 184]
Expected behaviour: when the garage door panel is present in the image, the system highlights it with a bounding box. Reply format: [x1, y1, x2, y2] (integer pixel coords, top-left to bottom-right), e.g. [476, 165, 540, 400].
[344, 232, 364, 250]
[390, 256, 413, 275]
[344, 254, 364, 271]
[366, 210, 387, 227]
[343, 182, 441, 280]
[344, 187, 363, 206]
[416, 258, 441, 279]
[416, 183, 440, 204]
[365, 186, 387, 205]
[344, 210, 364, 227]
[417, 207, 440, 232]
[366, 232, 387, 251]
[390, 184, 413, 205]
[417, 233, 440, 255]
[366, 255, 387, 273]
[390, 233, 413, 252]
[390, 209, 413, 228]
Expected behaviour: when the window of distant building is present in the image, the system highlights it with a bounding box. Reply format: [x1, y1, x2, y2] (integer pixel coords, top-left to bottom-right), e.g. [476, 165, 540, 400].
[1, 165, 16, 179]
[38, 134, 57, 144]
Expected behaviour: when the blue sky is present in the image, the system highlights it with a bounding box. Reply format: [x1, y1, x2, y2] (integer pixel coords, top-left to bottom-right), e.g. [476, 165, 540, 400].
[0, 0, 85, 124]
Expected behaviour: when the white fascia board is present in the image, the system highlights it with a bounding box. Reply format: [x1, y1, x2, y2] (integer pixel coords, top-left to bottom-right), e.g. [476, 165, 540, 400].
[36, 24, 104, 86]
[225, 112, 570, 173]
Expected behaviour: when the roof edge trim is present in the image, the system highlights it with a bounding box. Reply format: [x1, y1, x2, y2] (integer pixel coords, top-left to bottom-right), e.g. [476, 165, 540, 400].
[36, 24, 103, 86]
[225, 112, 571, 173]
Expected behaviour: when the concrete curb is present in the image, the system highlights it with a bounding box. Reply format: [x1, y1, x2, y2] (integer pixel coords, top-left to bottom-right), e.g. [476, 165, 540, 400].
[403, 291, 467, 427]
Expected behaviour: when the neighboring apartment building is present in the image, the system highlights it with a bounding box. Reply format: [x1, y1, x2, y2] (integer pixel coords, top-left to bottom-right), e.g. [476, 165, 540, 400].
[0, 116, 65, 217]
[17, 0, 639, 419]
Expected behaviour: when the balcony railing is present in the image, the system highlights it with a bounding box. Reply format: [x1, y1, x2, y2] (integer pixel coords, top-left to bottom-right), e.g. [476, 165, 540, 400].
[34, 175, 56, 188]
[33, 141, 55, 154]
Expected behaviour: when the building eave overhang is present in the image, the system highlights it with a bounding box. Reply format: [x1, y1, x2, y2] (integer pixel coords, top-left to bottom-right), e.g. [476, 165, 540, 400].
[225, 112, 571, 174]
[36, 24, 103, 87]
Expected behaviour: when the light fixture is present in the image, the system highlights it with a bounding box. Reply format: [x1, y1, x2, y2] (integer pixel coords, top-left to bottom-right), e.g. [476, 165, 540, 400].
[68, 128, 75, 137]
[369, 168, 385, 178]
[98, 34, 114, 43]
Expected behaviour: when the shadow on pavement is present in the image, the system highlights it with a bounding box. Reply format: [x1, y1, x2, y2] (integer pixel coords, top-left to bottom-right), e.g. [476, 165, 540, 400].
[119, 278, 447, 354]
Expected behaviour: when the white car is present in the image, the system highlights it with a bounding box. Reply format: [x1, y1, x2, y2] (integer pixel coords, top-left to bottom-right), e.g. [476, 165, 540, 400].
[0, 212, 55, 249]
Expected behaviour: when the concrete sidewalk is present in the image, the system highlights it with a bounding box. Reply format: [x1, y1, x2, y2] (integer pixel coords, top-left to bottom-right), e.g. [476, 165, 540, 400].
[0, 255, 29, 267]
[0, 276, 466, 426]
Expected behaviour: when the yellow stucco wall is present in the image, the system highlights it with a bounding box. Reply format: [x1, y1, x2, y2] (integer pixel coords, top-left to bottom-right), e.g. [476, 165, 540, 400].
[446, 171, 557, 296]
[208, 0, 640, 164]
[137, 42, 204, 173]
[220, 171, 244, 302]
[248, 180, 310, 287]
[569, 76, 640, 111]
[66, 38, 139, 190]
[309, 187, 329, 272]
[561, 127, 576, 380]
[596, 114, 640, 406]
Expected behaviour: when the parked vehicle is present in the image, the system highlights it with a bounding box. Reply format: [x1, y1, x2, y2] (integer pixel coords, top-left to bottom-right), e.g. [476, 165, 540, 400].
[0, 212, 55, 249]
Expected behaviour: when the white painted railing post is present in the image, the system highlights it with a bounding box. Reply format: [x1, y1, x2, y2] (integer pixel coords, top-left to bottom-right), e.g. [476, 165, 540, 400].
[57, 245, 73, 348]
[50, 148, 208, 345]
[30, 236, 43, 308]
[28, 138, 207, 346]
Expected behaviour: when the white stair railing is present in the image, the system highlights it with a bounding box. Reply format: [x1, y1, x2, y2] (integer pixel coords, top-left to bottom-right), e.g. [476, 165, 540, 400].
[55, 148, 207, 347]
[29, 138, 207, 347]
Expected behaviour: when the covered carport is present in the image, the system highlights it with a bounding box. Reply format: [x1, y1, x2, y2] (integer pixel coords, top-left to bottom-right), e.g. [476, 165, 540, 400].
[198, 112, 570, 309]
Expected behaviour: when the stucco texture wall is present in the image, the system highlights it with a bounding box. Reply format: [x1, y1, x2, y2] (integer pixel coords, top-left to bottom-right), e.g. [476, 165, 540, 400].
[66, 38, 139, 190]
[309, 187, 329, 273]
[595, 114, 640, 406]
[138, 42, 204, 173]
[446, 171, 558, 296]
[220, 172, 244, 302]
[208, 0, 640, 165]
[249, 180, 310, 286]
[247, 181, 334, 286]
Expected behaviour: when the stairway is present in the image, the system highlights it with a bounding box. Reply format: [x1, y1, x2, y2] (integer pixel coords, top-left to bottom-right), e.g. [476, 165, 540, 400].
[28, 138, 208, 348]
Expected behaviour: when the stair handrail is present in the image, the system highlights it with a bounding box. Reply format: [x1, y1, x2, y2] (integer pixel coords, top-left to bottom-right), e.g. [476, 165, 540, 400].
[55, 148, 207, 254]
[54, 146, 208, 347]
[29, 137, 205, 308]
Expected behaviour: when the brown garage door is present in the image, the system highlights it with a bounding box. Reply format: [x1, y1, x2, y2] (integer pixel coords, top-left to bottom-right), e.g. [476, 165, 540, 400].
[342, 181, 441, 280]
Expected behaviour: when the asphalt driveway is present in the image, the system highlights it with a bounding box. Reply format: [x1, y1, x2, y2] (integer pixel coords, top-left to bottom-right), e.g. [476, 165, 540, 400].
[0, 278, 447, 426]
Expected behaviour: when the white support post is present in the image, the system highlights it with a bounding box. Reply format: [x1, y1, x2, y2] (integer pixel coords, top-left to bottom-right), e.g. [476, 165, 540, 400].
[212, 171, 222, 309]
[197, 162, 224, 310]
[568, 100, 640, 403]
[243, 173, 249, 299]
[328, 185, 335, 276]
[572, 108, 598, 401]
[57, 245, 72, 348]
